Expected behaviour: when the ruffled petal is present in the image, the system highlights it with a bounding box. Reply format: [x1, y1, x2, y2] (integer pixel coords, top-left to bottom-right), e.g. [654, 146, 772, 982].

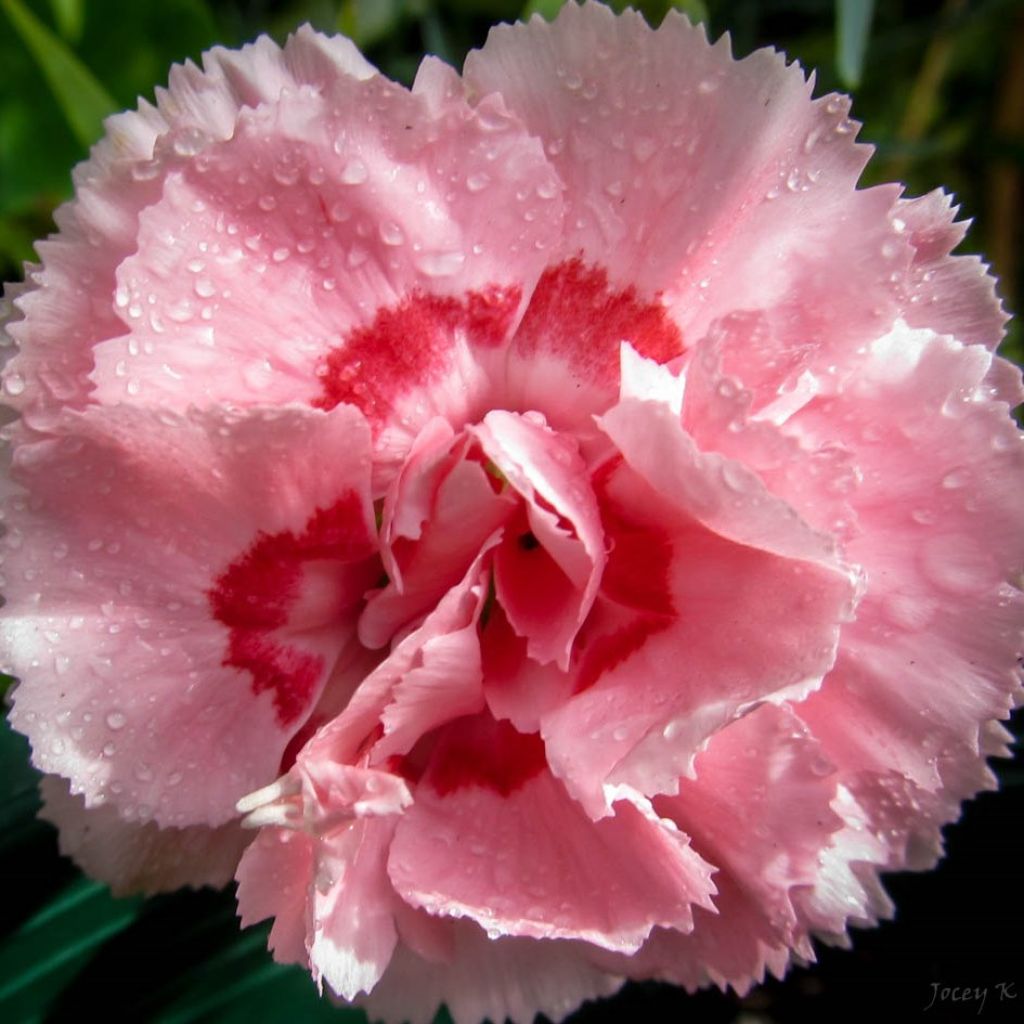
[538, 367, 856, 816]
[0, 28, 377, 425]
[361, 919, 624, 1024]
[301, 544, 494, 772]
[87, 60, 562, 475]
[2, 403, 376, 826]
[388, 712, 716, 953]
[894, 189, 1008, 350]
[465, 2, 907, 399]
[235, 759, 412, 1000]
[40, 773, 250, 897]
[359, 422, 515, 649]
[787, 323, 1023, 859]
[607, 704, 842, 992]
[471, 410, 606, 669]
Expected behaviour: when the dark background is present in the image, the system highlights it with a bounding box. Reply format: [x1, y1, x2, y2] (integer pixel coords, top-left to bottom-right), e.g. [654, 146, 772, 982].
[1, 1, 1021, 1022]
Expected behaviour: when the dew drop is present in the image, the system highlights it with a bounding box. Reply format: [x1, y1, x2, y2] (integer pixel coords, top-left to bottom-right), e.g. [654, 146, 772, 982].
[416, 250, 466, 277]
[3, 373, 25, 397]
[106, 710, 127, 730]
[272, 163, 300, 187]
[379, 221, 405, 246]
[341, 159, 369, 185]
[632, 136, 657, 163]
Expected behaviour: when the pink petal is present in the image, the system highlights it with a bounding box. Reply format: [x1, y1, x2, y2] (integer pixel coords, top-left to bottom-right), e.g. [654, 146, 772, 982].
[2, 403, 376, 827]
[790, 785, 893, 938]
[471, 410, 606, 668]
[480, 600, 575, 733]
[388, 712, 716, 953]
[659, 703, 843, 934]
[236, 762, 412, 999]
[894, 189, 1008, 350]
[464, 3, 907, 395]
[40, 773, 250, 898]
[301, 545, 495, 771]
[306, 816, 404, 999]
[87, 65, 561, 463]
[0, 29, 376, 425]
[539, 389, 856, 816]
[235, 827, 314, 968]
[787, 324, 1024, 861]
[361, 919, 624, 1024]
[360, 425, 515, 649]
[608, 704, 842, 992]
[497, 259, 686, 439]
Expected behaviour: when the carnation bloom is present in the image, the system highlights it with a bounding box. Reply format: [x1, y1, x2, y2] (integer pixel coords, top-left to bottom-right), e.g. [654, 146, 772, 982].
[1, 3, 1022, 1021]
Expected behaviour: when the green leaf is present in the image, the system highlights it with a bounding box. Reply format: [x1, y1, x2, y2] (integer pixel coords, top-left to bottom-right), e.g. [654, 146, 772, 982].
[835, 0, 875, 89]
[1, 0, 117, 149]
[47, 0, 84, 42]
[522, 0, 566, 21]
[668, 0, 709, 24]
[338, 0, 403, 48]
[0, 877, 142, 1020]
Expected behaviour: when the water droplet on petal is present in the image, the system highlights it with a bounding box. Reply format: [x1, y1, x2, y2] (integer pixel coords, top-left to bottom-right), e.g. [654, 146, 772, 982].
[379, 222, 405, 246]
[341, 159, 369, 185]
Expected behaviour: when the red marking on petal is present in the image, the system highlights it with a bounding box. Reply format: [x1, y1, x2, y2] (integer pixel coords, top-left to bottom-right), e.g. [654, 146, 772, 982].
[480, 601, 528, 687]
[314, 285, 522, 420]
[384, 753, 425, 786]
[227, 632, 323, 729]
[209, 493, 377, 727]
[494, 510, 577, 630]
[573, 619, 662, 695]
[601, 512, 675, 618]
[428, 713, 547, 797]
[515, 258, 684, 383]
[571, 468, 676, 694]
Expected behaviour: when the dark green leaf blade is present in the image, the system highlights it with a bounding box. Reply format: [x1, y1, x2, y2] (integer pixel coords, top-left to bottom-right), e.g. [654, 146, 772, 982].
[835, 0, 875, 88]
[1, 0, 116, 148]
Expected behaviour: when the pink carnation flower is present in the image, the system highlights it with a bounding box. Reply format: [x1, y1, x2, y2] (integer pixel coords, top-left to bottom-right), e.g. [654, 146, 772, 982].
[2, 3, 1022, 1021]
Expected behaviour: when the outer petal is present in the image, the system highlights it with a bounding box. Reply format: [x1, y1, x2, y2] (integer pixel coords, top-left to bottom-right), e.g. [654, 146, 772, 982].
[598, 704, 844, 994]
[789, 324, 1024, 858]
[235, 826, 314, 968]
[1, 403, 376, 827]
[539, 383, 856, 816]
[388, 713, 716, 953]
[40, 774, 251, 897]
[465, 2, 907, 395]
[88, 59, 562, 476]
[894, 189, 1008, 350]
[0, 28, 376, 425]
[361, 920, 625, 1024]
